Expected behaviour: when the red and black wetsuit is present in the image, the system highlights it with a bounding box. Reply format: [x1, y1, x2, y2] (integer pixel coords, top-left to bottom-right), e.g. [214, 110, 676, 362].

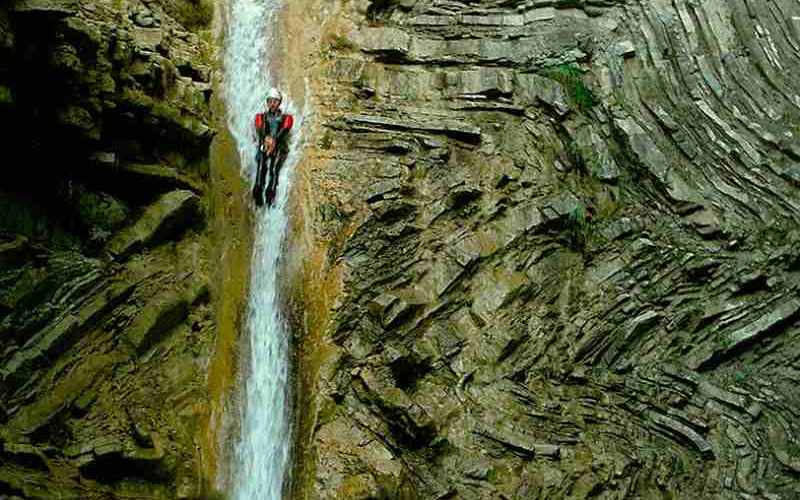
[253, 110, 294, 206]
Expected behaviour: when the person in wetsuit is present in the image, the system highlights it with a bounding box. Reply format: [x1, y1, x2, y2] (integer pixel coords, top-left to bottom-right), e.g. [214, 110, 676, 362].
[253, 87, 294, 207]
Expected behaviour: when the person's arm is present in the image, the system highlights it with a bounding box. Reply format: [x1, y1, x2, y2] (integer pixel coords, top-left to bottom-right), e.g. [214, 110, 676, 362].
[275, 114, 294, 145]
[254, 113, 265, 150]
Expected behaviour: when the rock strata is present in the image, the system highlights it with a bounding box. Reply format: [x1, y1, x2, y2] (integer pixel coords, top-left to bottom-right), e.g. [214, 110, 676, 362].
[290, 0, 800, 498]
[0, 0, 227, 497]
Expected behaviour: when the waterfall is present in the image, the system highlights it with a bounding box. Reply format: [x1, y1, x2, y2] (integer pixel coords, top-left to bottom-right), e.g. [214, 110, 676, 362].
[223, 0, 302, 497]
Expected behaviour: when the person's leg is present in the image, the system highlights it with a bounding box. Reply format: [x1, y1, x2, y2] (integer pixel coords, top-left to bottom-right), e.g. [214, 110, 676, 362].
[266, 153, 286, 205]
[254, 151, 268, 205]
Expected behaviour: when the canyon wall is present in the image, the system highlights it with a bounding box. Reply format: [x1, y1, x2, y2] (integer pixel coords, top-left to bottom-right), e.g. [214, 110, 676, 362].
[0, 0, 248, 497]
[288, 0, 800, 498]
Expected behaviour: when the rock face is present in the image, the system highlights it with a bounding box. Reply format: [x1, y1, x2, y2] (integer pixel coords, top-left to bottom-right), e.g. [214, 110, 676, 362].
[288, 0, 800, 498]
[0, 0, 234, 497]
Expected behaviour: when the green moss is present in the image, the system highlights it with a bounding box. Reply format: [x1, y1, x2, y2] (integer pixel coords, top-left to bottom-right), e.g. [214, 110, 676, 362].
[121, 87, 154, 109]
[329, 34, 356, 52]
[170, 0, 214, 31]
[151, 100, 183, 123]
[547, 64, 595, 111]
[198, 29, 216, 67]
[319, 130, 333, 149]
[320, 33, 356, 61]
[123, 87, 185, 124]
[0, 85, 13, 106]
[561, 201, 593, 251]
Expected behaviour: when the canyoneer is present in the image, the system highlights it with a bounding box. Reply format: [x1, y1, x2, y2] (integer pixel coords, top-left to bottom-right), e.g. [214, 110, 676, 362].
[253, 87, 294, 207]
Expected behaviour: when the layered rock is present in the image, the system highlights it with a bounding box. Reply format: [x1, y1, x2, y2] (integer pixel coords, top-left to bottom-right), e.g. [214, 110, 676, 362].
[289, 0, 800, 498]
[0, 0, 238, 498]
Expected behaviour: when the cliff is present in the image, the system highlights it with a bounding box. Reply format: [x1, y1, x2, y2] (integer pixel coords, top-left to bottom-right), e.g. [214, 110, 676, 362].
[0, 0, 248, 497]
[287, 0, 800, 498]
[3, 0, 800, 497]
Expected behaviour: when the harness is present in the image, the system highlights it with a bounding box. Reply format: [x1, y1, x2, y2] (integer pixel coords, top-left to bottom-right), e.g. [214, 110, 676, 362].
[255, 111, 292, 152]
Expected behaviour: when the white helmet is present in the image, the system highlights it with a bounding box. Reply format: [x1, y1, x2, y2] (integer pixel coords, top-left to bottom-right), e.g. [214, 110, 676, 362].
[267, 87, 282, 103]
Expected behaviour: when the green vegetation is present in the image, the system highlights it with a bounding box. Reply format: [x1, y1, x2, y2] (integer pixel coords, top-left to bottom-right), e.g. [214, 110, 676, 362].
[122, 88, 188, 126]
[319, 130, 333, 149]
[0, 85, 13, 106]
[321, 33, 356, 60]
[328, 34, 356, 52]
[193, 491, 228, 500]
[562, 202, 593, 251]
[170, 0, 214, 31]
[547, 63, 595, 111]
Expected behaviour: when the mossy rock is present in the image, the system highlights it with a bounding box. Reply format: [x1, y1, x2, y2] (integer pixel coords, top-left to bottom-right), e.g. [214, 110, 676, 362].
[163, 0, 214, 31]
[106, 189, 202, 259]
[72, 187, 129, 234]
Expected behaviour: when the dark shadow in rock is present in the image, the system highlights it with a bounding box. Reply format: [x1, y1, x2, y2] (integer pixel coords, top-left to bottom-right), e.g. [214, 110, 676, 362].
[0, 479, 26, 497]
[389, 355, 430, 391]
[447, 188, 481, 213]
[79, 451, 170, 484]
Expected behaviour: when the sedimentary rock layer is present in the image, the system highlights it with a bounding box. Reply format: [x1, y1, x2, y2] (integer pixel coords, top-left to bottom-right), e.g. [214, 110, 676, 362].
[0, 0, 245, 497]
[290, 0, 800, 498]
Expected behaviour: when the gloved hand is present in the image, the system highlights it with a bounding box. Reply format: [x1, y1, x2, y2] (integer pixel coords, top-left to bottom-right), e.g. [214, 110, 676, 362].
[264, 136, 276, 155]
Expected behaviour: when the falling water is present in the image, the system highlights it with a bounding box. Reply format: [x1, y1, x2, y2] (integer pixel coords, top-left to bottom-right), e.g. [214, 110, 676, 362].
[223, 0, 302, 497]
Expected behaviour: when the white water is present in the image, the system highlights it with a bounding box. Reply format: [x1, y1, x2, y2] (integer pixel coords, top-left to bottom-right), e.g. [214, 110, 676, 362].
[223, 0, 303, 497]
